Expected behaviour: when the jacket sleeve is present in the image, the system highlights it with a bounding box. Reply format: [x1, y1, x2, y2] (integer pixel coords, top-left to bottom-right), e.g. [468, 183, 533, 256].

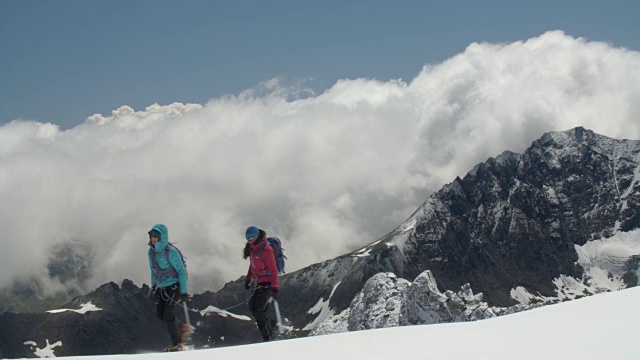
[148, 249, 157, 287]
[246, 261, 254, 282]
[262, 245, 280, 290]
[168, 248, 188, 294]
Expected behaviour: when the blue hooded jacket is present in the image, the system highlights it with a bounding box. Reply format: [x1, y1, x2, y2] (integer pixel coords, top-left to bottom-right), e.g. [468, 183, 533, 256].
[147, 224, 188, 294]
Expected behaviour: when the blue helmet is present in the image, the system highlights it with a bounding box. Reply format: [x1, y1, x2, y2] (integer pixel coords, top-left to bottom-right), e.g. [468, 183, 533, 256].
[245, 226, 260, 241]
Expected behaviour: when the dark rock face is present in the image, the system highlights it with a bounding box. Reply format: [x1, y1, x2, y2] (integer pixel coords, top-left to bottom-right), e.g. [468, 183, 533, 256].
[1, 127, 638, 357]
[0, 281, 164, 358]
[392, 127, 640, 305]
[0, 280, 261, 358]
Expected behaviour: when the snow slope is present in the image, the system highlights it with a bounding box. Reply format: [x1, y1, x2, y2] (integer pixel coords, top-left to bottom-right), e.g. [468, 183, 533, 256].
[35, 286, 638, 360]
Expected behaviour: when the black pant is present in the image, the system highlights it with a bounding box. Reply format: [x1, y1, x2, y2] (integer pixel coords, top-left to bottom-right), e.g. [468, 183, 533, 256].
[156, 284, 183, 345]
[248, 286, 275, 341]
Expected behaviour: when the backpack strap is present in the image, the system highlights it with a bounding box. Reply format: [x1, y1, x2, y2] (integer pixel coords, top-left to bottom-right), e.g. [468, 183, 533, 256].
[149, 245, 179, 279]
[258, 241, 269, 261]
[165, 243, 173, 262]
[258, 241, 273, 276]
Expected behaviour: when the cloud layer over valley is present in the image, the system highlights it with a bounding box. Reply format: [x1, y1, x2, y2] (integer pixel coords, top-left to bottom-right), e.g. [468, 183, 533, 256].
[1, 31, 639, 295]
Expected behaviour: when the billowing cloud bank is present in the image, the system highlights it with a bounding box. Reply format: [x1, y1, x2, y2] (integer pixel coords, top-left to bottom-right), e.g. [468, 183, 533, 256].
[1, 31, 639, 294]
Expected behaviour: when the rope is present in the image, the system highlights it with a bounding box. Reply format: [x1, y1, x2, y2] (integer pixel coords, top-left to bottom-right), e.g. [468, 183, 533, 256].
[152, 285, 180, 305]
[150, 283, 272, 312]
[216, 284, 271, 311]
[215, 298, 249, 312]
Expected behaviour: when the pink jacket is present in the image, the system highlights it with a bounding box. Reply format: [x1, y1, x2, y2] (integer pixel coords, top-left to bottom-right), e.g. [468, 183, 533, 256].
[246, 238, 280, 290]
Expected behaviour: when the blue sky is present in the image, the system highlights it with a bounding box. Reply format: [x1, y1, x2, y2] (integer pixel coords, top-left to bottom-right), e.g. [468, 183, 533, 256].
[2, 0, 639, 129]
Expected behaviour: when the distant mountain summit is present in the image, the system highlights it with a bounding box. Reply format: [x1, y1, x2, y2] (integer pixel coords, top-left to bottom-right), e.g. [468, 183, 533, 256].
[2, 127, 639, 358]
[262, 126, 640, 332]
[383, 126, 640, 304]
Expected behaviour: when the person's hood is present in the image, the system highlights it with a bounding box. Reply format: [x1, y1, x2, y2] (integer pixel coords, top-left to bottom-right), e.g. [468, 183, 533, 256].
[150, 224, 170, 253]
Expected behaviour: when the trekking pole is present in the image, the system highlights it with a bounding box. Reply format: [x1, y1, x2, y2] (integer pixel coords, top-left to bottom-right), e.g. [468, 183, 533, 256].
[181, 301, 194, 346]
[273, 300, 284, 334]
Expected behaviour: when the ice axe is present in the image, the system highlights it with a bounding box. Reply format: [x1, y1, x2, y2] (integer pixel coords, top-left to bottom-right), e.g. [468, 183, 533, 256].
[273, 299, 284, 334]
[181, 300, 194, 346]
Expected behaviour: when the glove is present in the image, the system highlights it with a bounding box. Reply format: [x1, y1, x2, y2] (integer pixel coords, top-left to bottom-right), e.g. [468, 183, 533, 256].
[271, 288, 279, 300]
[181, 293, 191, 303]
[244, 281, 250, 290]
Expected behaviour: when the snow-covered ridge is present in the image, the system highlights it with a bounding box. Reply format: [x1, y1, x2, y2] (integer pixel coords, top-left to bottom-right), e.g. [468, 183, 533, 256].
[511, 229, 640, 304]
[46, 302, 102, 314]
[303, 282, 341, 331]
[18, 286, 640, 359]
[199, 306, 251, 321]
[311, 270, 545, 336]
[23, 339, 62, 358]
[314, 225, 640, 336]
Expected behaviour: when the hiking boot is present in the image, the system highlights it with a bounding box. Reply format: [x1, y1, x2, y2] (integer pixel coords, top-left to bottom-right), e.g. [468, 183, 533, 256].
[265, 320, 279, 341]
[271, 318, 282, 336]
[164, 343, 184, 352]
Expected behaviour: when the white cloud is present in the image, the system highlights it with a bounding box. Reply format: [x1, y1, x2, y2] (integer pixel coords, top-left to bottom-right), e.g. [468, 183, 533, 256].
[1, 30, 639, 294]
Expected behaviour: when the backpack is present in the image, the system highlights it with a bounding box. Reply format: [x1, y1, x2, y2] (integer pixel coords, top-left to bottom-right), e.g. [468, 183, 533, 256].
[149, 242, 188, 278]
[259, 237, 286, 275]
